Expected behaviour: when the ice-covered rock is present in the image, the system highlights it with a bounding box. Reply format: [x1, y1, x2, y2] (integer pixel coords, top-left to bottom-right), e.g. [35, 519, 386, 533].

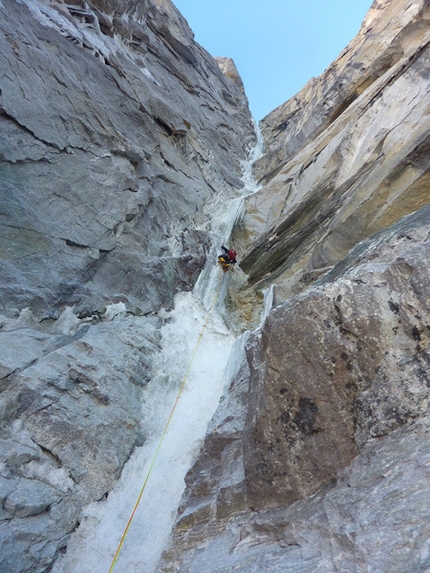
[0, 1, 255, 571]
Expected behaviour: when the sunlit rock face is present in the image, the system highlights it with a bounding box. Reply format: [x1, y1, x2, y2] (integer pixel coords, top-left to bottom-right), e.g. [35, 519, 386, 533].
[234, 0, 430, 304]
[0, 1, 255, 571]
[159, 1, 430, 571]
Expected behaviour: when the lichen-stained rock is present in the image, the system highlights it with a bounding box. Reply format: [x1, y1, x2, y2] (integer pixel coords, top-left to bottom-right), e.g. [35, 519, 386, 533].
[158, 205, 430, 572]
[234, 0, 430, 304]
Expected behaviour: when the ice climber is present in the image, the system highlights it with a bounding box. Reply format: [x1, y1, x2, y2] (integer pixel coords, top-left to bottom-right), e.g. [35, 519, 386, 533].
[218, 245, 237, 272]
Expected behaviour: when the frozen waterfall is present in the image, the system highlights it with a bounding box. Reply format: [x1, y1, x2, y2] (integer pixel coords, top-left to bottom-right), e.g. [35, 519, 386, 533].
[53, 128, 264, 573]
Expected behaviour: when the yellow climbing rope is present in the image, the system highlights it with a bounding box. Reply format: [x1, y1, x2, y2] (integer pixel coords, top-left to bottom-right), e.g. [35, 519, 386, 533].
[107, 269, 223, 573]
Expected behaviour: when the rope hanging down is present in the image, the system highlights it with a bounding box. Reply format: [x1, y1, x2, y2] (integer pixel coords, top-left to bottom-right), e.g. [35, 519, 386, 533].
[108, 269, 224, 573]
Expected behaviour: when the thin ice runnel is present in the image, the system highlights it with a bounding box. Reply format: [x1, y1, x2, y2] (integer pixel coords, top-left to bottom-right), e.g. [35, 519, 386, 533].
[53, 126, 264, 573]
[195, 121, 264, 310]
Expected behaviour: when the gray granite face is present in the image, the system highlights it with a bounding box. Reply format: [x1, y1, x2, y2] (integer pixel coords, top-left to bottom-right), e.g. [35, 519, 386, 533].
[0, 0, 255, 319]
[0, 1, 255, 571]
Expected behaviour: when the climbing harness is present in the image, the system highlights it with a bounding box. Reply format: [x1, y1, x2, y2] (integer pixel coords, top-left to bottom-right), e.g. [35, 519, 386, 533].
[107, 269, 224, 573]
[218, 256, 234, 273]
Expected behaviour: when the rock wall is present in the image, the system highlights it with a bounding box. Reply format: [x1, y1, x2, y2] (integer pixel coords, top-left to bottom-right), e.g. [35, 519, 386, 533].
[3, 0, 430, 571]
[1, 0, 255, 319]
[234, 0, 430, 306]
[160, 204, 430, 573]
[0, 1, 255, 572]
[159, 1, 430, 571]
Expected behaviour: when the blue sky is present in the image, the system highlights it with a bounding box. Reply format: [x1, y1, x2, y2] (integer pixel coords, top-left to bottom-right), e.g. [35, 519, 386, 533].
[172, 0, 374, 120]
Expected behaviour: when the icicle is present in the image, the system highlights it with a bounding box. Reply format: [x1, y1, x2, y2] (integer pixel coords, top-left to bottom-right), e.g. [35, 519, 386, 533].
[259, 284, 274, 327]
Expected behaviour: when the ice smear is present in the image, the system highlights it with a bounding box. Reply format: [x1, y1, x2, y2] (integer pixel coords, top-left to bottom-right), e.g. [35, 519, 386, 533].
[259, 285, 274, 327]
[194, 123, 263, 312]
[240, 120, 265, 194]
[18, 0, 154, 82]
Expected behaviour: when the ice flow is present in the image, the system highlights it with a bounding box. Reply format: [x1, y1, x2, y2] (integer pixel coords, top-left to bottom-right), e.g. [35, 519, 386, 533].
[53, 128, 263, 573]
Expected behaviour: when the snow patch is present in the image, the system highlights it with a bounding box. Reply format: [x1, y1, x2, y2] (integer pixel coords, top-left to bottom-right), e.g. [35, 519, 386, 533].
[0, 308, 36, 331]
[54, 306, 80, 335]
[103, 302, 127, 321]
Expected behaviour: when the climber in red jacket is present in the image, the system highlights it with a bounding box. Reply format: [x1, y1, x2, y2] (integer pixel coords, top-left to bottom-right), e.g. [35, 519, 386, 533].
[218, 245, 237, 271]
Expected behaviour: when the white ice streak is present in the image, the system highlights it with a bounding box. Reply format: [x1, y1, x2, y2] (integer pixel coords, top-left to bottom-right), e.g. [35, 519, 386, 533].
[52, 96, 262, 572]
[18, 0, 155, 83]
[259, 285, 274, 327]
[240, 120, 265, 195]
[195, 124, 263, 310]
[53, 292, 234, 573]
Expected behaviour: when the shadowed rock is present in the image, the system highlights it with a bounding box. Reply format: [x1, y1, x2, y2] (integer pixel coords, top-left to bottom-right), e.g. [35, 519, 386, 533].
[0, 1, 255, 571]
